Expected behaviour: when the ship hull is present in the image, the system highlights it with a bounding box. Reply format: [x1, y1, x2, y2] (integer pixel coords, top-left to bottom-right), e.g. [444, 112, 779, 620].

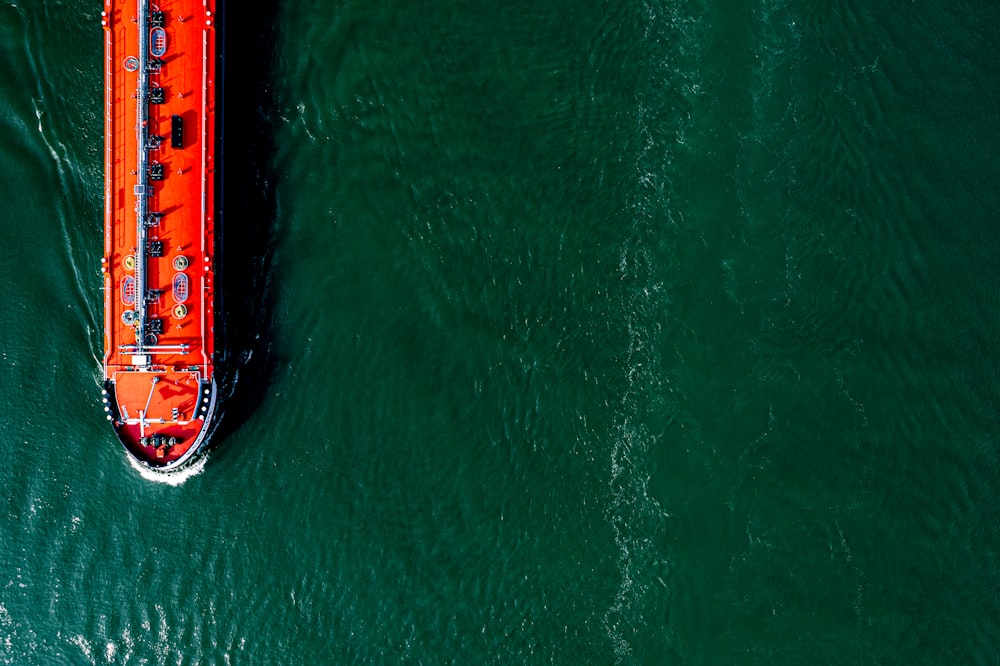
[101, 0, 220, 471]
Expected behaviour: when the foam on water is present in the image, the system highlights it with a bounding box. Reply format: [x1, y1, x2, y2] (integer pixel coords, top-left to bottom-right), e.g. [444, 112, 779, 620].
[0, 605, 38, 665]
[65, 634, 96, 666]
[126, 453, 208, 486]
[594, 0, 703, 661]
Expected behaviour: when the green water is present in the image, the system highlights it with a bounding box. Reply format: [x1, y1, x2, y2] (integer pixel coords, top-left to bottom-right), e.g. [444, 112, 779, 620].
[2, 0, 999, 663]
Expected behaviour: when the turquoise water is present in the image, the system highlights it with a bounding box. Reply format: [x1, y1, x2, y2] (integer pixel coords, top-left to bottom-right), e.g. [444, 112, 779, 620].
[2, 0, 1000, 663]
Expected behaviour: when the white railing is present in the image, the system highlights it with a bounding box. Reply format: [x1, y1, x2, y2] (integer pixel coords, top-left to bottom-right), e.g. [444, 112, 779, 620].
[133, 0, 151, 360]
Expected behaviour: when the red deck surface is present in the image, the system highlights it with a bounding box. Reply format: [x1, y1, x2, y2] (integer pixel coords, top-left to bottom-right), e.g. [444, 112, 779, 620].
[102, 0, 218, 468]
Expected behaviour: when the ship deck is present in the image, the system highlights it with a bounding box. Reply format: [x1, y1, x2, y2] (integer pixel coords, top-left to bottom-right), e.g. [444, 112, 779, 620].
[101, 0, 218, 468]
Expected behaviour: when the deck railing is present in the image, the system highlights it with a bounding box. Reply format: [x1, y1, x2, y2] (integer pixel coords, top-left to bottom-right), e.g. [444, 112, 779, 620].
[133, 0, 151, 361]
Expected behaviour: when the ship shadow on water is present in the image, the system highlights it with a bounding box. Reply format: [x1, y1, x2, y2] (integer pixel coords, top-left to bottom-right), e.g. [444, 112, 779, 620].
[205, 0, 281, 450]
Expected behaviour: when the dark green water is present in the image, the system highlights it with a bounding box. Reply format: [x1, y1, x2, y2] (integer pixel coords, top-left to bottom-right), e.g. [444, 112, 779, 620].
[2, 0, 999, 663]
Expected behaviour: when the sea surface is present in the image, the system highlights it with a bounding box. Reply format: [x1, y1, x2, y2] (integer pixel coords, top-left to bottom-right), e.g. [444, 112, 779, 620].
[1, 0, 999, 663]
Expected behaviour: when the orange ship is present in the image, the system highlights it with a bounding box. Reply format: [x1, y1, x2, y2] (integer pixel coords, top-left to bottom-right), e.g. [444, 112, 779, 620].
[100, 0, 219, 470]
